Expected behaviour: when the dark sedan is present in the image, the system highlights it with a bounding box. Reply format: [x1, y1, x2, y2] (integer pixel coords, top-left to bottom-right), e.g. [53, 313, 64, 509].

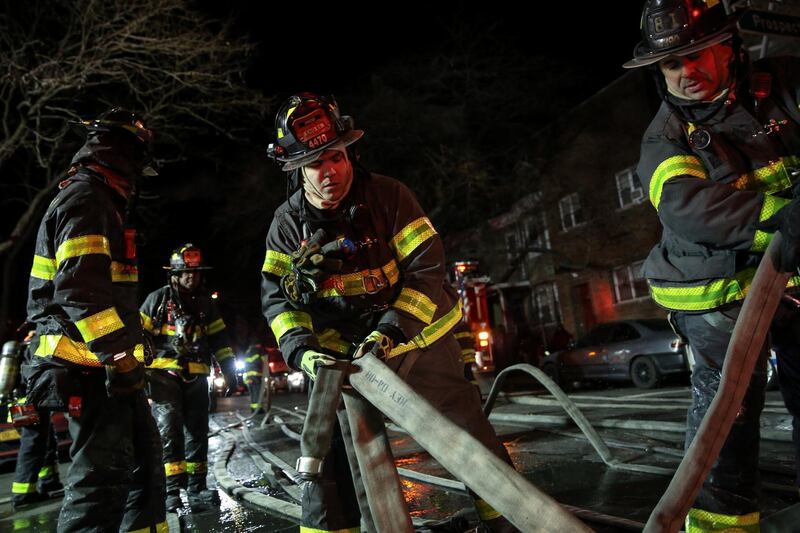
[542, 319, 688, 389]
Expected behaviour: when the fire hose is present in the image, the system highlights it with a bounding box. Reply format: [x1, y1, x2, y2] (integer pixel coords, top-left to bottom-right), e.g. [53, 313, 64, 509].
[644, 234, 791, 532]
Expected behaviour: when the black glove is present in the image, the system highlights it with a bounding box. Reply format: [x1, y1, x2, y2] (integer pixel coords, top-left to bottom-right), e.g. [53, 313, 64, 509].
[755, 197, 800, 273]
[105, 350, 145, 398]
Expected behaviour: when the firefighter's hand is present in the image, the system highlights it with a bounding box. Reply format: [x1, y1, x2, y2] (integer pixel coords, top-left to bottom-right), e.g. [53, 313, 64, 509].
[353, 331, 394, 360]
[755, 198, 800, 272]
[105, 350, 145, 398]
[299, 350, 336, 381]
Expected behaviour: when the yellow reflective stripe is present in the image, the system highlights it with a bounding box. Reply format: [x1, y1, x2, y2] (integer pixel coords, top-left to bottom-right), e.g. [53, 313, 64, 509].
[30, 255, 57, 280]
[300, 526, 361, 533]
[34, 334, 145, 367]
[474, 498, 502, 521]
[164, 461, 186, 477]
[55, 234, 110, 265]
[75, 307, 125, 343]
[732, 156, 800, 193]
[127, 521, 169, 533]
[454, 331, 472, 340]
[318, 328, 352, 356]
[752, 195, 790, 252]
[392, 287, 437, 324]
[159, 325, 176, 336]
[389, 217, 437, 262]
[0, 428, 20, 441]
[649, 267, 800, 311]
[186, 462, 207, 474]
[262, 250, 293, 277]
[207, 318, 225, 335]
[649, 155, 707, 209]
[146, 358, 182, 370]
[140, 312, 156, 334]
[317, 260, 400, 298]
[38, 465, 54, 478]
[215, 347, 234, 361]
[245, 354, 261, 363]
[187, 362, 210, 374]
[12, 482, 36, 494]
[270, 311, 313, 342]
[391, 303, 462, 357]
[462, 352, 476, 363]
[244, 371, 262, 378]
[110, 261, 138, 283]
[685, 508, 759, 533]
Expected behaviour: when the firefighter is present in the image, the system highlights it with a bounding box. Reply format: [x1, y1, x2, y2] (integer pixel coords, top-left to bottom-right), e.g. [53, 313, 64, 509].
[140, 244, 237, 511]
[624, 1, 800, 530]
[24, 108, 166, 532]
[454, 321, 480, 389]
[10, 330, 63, 510]
[262, 92, 518, 532]
[243, 341, 266, 413]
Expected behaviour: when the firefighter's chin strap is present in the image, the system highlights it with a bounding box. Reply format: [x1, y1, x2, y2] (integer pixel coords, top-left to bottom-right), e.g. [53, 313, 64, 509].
[644, 234, 791, 533]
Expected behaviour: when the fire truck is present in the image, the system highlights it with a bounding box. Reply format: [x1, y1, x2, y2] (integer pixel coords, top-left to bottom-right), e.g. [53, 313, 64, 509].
[452, 261, 494, 373]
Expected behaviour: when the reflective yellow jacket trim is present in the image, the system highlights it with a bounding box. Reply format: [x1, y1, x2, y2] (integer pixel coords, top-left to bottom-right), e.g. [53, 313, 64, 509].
[392, 287, 437, 324]
[38, 465, 55, 478]
[454, 331, 472, 340]
[0, 427, 20, 441]
[317, 259, 401, 298]
[30, 255, 57, 280]
[300, 526, 361, 533]
[207, 318, 225, 335]
[650, 268, 800, 311]
[245, 353, 261, 363]
[140, 312, 156, 334]
[127, 521, 169, 533]
[685, 507, 760, 533]
[732, 155, 800, 194]
[462, 352, 476, 363]
[75, 307, 125, 343]
[389, 216, 438, 262]
[752, 195, 790, 252]
[649, 155, 707, 209]
[12, 482, 36, 494]
[318, 328, 353, 356]
[391, 303, 462, 357]
[110, 261, 138, 282]
[271, 311, 313, 342]
[164, 461, 186, 477]
[474, 498, 502, 521]
[186, 461, 207, 474]
[147, 358, 210, 374]
[55, 234, 111, 264]
[34, 334, 145, 367]
[244, 370, 262, 378]
[262, 250, 293, 277]
[215, 347, 234, 361]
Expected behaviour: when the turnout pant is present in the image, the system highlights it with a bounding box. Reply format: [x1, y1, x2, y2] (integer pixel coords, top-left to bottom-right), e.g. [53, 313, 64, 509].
[57, 370, 166, 533]
[148, 370, 210, 495]
[12, 410, 59, 501]
[301, 334, 514, 532]
[247, 377, 263, 412]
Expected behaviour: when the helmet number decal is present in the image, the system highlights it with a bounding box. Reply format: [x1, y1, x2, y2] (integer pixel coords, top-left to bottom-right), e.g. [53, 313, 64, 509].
[183, 249, 202, 267]
[292, 110, 334, 149]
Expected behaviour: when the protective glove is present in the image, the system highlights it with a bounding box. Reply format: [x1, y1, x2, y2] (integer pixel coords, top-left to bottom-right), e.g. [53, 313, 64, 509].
[353, 330, 394, 360]
[299, 350, 337, 381]
[105, 349, 145, 398]
[755, 197, 800, 273]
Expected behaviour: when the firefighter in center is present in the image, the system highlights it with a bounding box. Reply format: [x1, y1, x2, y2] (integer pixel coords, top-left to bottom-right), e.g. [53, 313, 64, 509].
[261, 92, 518, 532]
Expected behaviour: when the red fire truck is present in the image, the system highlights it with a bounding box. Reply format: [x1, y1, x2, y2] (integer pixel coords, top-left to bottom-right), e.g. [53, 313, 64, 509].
[452, 261, 494, 373]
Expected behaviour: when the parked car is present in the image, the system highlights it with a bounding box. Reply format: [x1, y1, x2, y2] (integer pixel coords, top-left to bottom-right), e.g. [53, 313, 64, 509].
[541, 319, 688, 389]
[266, 348, 291, 392]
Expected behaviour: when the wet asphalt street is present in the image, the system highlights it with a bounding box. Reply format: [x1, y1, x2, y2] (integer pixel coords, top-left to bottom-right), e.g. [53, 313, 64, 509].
[0, 373, 798, 532]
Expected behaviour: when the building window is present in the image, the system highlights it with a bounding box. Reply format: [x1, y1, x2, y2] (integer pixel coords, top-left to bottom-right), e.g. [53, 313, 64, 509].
[559, 193, 584, 231]
[531, 283, 561, 325]
[523, 212, 550, 257]
[612, 261, 649, 303]
[616, 167, 644, 208]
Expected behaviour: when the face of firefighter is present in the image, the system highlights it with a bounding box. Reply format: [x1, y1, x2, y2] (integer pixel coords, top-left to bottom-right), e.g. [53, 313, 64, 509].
[175, 271, 201, 292]
[658, 43, 733, 101]
[301, 145, 353, 210]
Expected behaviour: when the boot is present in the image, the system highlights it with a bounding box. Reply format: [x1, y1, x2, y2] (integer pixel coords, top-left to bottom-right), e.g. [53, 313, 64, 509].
[12, 492, 49, 511]
[187, 488, 220, 510]
[37, 475, 63, 496]
[165, 491, 183, 512]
